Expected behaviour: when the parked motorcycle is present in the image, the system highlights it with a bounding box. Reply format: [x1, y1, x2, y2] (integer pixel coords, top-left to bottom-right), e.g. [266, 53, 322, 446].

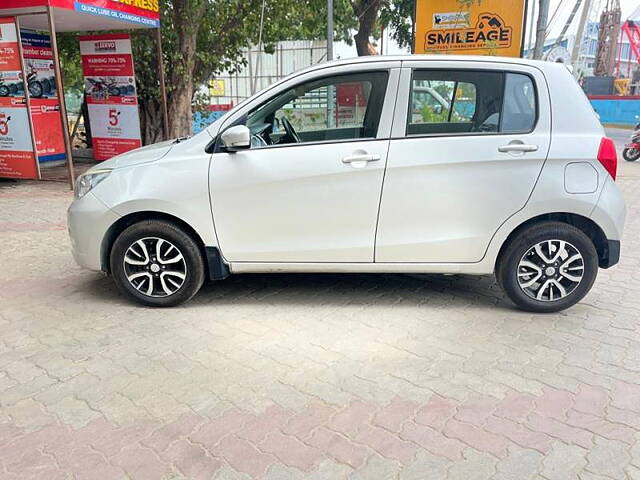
[25, 67, 48, 98]
[623, 115, 640, 162]
[86, 78, 121, 99]
[0, 80, 20, 97]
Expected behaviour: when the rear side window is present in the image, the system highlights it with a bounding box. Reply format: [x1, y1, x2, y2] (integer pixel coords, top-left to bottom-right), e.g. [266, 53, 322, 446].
[407, 70, 537, 136]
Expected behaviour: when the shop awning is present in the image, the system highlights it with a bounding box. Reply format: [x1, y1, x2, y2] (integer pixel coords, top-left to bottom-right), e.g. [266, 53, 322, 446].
[1, 0, 160, 31]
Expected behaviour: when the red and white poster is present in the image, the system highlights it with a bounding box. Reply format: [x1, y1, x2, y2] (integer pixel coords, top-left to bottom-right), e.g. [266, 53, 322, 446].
[0, 17, 38, 179]
[21, 31, 66, 164]
[80, 33, 141, 161]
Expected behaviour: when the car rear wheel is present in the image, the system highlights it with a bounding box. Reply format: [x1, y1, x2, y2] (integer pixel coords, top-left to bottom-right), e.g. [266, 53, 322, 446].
[110, 220, 205, 307]
[497, 222, 598, 313]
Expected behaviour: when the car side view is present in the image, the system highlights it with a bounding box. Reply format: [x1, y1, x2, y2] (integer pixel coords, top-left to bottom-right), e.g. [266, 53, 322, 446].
[68, 55, 626, 313]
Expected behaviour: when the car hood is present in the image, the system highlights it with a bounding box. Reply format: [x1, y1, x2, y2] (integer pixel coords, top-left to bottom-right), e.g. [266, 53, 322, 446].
[93, 139, 176, 171]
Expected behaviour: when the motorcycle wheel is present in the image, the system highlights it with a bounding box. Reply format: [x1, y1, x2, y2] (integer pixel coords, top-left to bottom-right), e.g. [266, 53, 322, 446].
[623, 148, 640, 162]
[0, 85, 9, 97]
[42, 79, 52, 95]
[28, 80, 44, 98]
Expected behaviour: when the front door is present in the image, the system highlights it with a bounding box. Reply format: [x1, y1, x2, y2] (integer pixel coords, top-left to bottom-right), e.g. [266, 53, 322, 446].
[210, 69, 398, 263]
[376, 63, 551, 263]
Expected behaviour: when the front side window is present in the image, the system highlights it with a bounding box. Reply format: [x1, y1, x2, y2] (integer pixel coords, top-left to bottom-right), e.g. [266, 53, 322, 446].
[407, 69, 537, 137]
[246, 71, 388, 147]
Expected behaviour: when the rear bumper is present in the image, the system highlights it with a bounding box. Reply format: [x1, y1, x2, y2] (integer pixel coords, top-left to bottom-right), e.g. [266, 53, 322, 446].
[600, 239, 621, 269]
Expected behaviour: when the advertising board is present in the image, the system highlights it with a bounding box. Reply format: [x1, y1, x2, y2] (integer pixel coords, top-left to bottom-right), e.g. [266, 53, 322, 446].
[80, 33, 141, 161]
[414, 0, 527, 58]
[21, 31, 66, 164]
[0, 17, 38, 179]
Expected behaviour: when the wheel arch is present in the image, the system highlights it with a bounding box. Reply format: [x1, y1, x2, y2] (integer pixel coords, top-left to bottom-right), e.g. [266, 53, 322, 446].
[495, 212, 611, 271]
[101, 211, 208, 275]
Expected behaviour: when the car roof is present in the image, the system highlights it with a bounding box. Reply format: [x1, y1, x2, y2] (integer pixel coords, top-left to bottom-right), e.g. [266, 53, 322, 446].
[297, 54, 557, 74]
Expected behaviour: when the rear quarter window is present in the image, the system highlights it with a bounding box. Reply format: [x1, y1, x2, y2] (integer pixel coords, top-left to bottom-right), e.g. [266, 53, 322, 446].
[501, 73, 537, 134]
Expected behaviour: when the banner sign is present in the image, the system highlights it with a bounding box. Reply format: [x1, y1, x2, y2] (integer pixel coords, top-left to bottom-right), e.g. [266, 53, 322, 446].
[415, 0, 527, 58]
[2, 0, 160, 28]
[0, 18, 38, 179]
[21, 31, 66, 164]
[80, 34, 142, 161]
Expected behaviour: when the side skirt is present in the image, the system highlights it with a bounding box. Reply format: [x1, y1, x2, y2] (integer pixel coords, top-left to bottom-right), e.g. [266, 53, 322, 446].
[228, 261, 494, 275]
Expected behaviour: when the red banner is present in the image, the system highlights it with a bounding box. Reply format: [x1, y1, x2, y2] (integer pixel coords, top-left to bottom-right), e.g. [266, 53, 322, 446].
[21, 31, 67, 164]
[80, 34, 141, 161]
[0, 17, 38, 179]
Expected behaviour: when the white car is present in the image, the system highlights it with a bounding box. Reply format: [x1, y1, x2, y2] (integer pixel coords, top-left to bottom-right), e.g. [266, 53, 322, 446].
[68, 55, 626, 313]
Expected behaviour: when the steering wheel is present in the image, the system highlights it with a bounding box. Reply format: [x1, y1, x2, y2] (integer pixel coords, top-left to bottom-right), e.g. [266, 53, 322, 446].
[280, 116, 301, 144]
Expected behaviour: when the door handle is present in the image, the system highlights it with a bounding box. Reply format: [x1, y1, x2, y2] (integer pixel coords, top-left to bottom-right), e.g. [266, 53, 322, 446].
[498, 144, 539, 153]
[342, 154, 381, 164]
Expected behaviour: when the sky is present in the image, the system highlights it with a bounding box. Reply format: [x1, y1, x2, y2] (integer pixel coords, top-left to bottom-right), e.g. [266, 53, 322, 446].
[335, 0, 640, 58]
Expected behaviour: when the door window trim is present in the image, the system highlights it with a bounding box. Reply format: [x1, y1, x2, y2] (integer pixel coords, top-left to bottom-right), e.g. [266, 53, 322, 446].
[401, 68, 539, 140]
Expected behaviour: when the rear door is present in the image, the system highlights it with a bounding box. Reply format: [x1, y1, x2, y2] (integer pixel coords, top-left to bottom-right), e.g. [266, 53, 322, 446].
[376, 61, 551, 263]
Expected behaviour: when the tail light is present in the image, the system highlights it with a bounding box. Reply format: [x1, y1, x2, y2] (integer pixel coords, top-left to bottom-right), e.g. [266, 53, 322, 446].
[597, 137, 617, 181]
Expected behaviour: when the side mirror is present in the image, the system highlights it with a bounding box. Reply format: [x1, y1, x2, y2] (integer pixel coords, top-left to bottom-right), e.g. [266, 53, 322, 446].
[221, 125, 250, 152]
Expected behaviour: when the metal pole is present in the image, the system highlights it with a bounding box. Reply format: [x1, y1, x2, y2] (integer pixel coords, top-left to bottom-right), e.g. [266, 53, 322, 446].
[412, 0, 417, 54]
[327, 0, 334, 61]
[527, 0, 537, 56]
[252, 0, 266, 94]
[572, 0, 593, 67]
[155, 28, 169, 141]
[15, 17, 41, 180]
[533, 0, 551, 59]
[46, 6, 75, 190]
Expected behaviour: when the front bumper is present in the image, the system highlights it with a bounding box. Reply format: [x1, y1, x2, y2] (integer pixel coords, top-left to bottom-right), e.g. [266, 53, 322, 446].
[67, 192, 120, 271]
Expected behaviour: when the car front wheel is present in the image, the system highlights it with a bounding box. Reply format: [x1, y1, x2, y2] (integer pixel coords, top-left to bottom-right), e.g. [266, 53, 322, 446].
[110, 220, 205, 307]
[497, 222, 598, 313]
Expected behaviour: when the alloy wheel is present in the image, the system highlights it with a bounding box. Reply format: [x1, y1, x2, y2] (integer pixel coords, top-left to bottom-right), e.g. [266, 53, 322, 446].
[123, 237, 187, 298]
[517, 239, 585, 302]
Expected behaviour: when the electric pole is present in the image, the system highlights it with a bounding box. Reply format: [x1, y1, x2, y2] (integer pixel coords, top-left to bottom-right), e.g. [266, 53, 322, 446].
[327, 0, 334, 61]
[533, 0, 551, 59]
[572, 0, 594, 67]
[527, 0, 537, 57]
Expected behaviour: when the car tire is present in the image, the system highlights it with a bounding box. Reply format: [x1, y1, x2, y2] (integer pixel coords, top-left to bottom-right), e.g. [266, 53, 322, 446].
[497, 221, 598, 313]
[110, 220, 205, 307]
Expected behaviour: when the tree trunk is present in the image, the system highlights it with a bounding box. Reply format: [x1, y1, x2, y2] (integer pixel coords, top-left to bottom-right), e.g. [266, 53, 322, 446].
[352, 0, 381, 56]
[139, 97, 164, 145]
[163, 0, 205, 138]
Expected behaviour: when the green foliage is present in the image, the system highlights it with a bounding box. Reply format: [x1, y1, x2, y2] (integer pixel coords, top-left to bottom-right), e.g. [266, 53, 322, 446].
[379, 0, 414, 49]
[58, 34, 83, 93]
[420, 104, 448, 123]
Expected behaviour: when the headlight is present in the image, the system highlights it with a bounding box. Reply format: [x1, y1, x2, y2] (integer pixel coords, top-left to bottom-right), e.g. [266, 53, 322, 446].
[74, 169, 112, 199]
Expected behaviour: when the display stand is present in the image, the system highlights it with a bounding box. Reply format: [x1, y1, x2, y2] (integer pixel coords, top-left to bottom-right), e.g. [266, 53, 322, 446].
[0, 0, 169, 190]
